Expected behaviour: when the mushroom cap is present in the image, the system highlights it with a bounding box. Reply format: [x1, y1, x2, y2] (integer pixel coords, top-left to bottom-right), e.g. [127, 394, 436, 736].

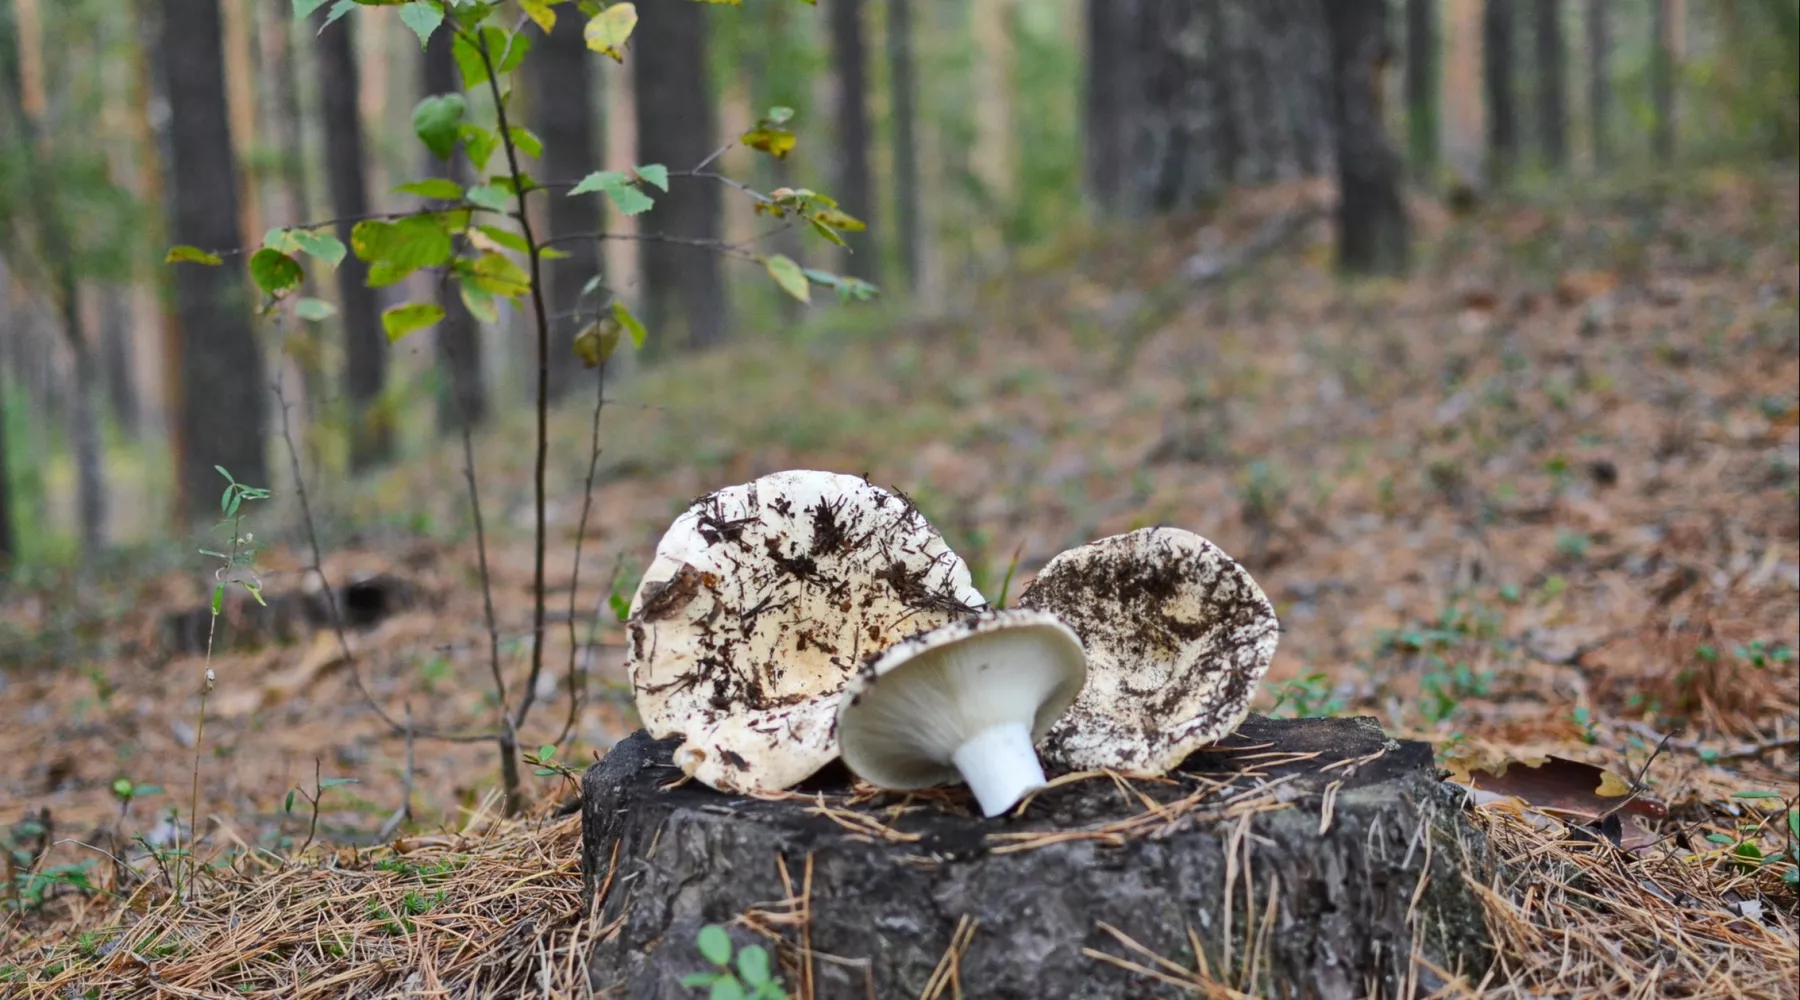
[626, 470, 988, 794]
[835, 609, 1087, 790]
[1017, 527, 1279, 773]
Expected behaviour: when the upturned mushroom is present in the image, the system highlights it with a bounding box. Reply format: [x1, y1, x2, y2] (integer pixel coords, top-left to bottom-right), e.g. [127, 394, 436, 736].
[834, 609, 1087, 817]
[626, 470, 988, 795]
[1017, 526, 1279, 774]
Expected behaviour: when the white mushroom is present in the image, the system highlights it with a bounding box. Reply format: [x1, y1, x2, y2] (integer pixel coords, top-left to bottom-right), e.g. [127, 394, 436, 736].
[1017, 527, 1279, 774]
[626, 470, 988, 795]
[835, 609, 1087, 817]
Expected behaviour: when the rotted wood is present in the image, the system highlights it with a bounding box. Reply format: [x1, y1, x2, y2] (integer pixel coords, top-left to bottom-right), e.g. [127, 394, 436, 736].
[581, 716, 1493, 999]
[159, 573, 418, 655]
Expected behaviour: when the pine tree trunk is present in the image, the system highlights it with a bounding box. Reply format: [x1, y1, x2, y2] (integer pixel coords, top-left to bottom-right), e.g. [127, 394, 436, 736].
[1206, 0, 1241, 186]
[1082, 0, 1138, 213]
[1324, 0, 1409, 276]
[633, 0, 725, 350]
[829, 0, 878, 282]
[98, 288, 138, 436]
[526, 9, 601, 401]
[1406, 0, 1439, 174]
[160, 0, 269, 520]
[1483, 0, 1517, 183]
[62, 277, 106, 555]
[1651, 0, 1676, 161]
[1534, 0, 1567, 169]
[423, 29, 486, 433]
[885, 0, 921, 294]
[0, 363, 12, 566]
[1586, 0, 1609, 168]
[316, 11, 389, 471]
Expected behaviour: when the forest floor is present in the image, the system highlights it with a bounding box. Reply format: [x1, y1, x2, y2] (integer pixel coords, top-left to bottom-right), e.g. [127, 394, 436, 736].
[1, 169, 1797, 997]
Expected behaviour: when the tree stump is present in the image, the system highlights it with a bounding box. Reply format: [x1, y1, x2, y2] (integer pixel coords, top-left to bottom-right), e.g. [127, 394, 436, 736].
[580, 716, 1492, 999]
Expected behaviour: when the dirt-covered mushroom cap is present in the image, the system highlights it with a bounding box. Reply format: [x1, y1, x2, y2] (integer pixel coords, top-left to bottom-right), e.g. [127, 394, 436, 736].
[626, 470, 988, 795]
[1017, 527, 1278, 773]
[835, 609, 1087, 817]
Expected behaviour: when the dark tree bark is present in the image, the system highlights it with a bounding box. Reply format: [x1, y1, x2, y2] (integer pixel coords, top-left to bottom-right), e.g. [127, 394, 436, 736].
[1534, 0, 1567, 169]
[316, 12, 389, 471]
[423, 29, 486, 432]
[98, 288, 138, 435]
[745, 0, 805, 325]
[1405, 0, 1439, 174]
[885, 0, 920, 293]
[0, 364, 12, 565]
[1082, 0, 1139, 212]
[582, 718, 1493, 998]
[1587, 0, 1610, 167]
[1205, 0, 1242, 185]
[828, 0, 877, 281]
[1324, 0, 1409, 276]
[633, 0, 724, 350]
[1483, 0, 1517, 183]
[1651, 0, 1676, 161]
[159, 0, 268, 520]
[526, 9, 601, 400]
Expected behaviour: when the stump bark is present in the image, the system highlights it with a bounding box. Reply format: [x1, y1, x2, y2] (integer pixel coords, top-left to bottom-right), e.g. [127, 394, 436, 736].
[581, 716, 1492, 999]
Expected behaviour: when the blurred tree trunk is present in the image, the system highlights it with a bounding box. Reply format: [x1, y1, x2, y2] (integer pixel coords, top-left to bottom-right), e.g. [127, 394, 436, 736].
[1323, 0, 1410, 275]
[316, 12, 389, 471]
[1205, 0, 1241, 185]
[1483, 0, 1517, 183]
[1651, 0, 1677, 160]
[1405, 0, 1439, 174]
[1586, 0, 1609, 167]
[160, 0, 268, 519]
[1534, 0, 1567, 169]
[265, 4, 326, 463]
[633, 0, 725, 350]
[424, 28, 486, 433]
[219, 0, 262, 247]
[886, 0, 920, 293]
[525, 9, 600, 401]
[746, 0, 805, 324]
[2, 0, 107, 553]
[98, 288, 137, 435]
[829, 0, 878, 281]
[0, 364, 11, 565]
[1082, 0, 1138, 212]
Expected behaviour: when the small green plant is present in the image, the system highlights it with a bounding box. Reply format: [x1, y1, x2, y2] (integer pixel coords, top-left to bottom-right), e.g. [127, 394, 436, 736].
[683, 925, 787, 999]
[1420, 661, 1493, 724]
[1734, 640, 1795, 669]
[1571, 706, 1598, 745]
[1264, 672, 1344, 718]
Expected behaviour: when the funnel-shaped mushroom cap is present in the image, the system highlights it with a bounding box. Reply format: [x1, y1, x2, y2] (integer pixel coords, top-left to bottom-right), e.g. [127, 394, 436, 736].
[1018, 527, 1278, 773]
[836, 609, 1087, 817]
[627, 470, 988, 795]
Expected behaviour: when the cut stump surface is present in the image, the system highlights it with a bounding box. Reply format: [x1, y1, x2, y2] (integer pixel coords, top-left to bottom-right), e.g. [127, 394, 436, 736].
[581, 716, 1492, 999]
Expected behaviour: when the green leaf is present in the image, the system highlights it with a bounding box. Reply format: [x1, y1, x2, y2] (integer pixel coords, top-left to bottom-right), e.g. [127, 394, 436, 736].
[460, 283, 500, 324]
[352, 216, 453, 284]
[264, 228, 302, 254]
[321, 0, 358, 30]
[736, 944, 772, 986]
[709, 978, 748, 1000]
[603, 183, 653, 216]
[134, 785, 163, 798]
[1732, 790, 1782, 799]
[284, 789, 297, 813]
[461, 124, 498, 171]
[568, 170, 629, 196]
[413, 93, 468, 160]
[398, 0, 443, 47]
[395, 178, 465, 201]
[584, 3, 637, 61]
[466, 184, 512, 212]
[451, 33, 489, 89]
[537, 745, 557, 760]
[680, 973, 722, 988]
[509, 126, 544, 159]
[696, 925, 733, 966]
[293, 0, 332, 19]
[633, 163, 669, 191]
[382, 302, 446, 341]
[318, 777, 358, 790]
[807, 218, 846, 247]
[295, 297, 337, 321]
[165, 245, 222, 266]
[741, 125, 796, 159]
[763, 254, 809, 303]
[292, 229, 348, 268]
[112, 778, 134, 799]
[250, 249, 305, 297]
[211, 583, 225, 615]
[519, 0, 557, 31]
[765, 106, 795, 125]
[475, 225, 531, 254]
[463, 251, 531, 298]
[613, 299, 647, 348]
[572, 318, 622, 367]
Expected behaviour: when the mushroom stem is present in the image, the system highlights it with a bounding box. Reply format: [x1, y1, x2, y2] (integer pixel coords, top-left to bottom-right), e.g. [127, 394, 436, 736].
[950, 720, 1048, 817]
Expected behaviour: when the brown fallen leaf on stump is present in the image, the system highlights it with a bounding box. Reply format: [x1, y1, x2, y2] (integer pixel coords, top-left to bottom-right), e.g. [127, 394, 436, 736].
[1444, 753, 1667, 821]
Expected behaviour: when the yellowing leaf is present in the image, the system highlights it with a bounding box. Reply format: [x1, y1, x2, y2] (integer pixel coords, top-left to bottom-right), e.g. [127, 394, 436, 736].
[613, 299, 647, 348]
[382, 302, 445, 342]
[519, 0, 557, 32]
[572, 317, 622, 368]
[464, 251, 531, 298]
[763, 254, 809, 303]
[741, 125, 796, 159]
[166, 245, 223, 266]
[584, 3, 637, 62]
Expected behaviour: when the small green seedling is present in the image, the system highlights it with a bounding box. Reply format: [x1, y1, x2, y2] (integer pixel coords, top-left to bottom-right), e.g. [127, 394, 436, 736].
[682, 924, 788, 999]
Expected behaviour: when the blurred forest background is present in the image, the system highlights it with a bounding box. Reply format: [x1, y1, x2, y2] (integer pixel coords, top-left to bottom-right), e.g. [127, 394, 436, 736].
[0, 0, 1793, 569]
